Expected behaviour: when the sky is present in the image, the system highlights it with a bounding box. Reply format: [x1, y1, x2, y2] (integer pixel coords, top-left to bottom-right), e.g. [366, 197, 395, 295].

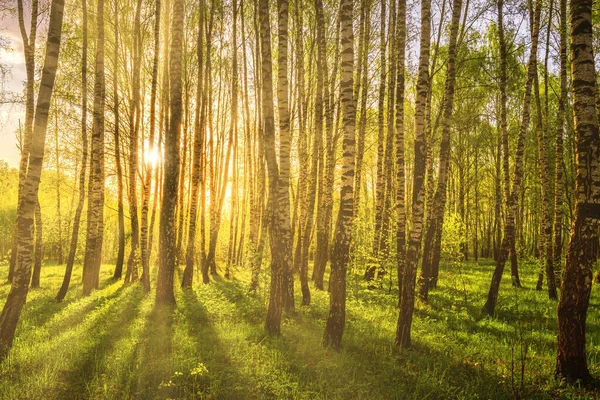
[0, 12, 27, 169]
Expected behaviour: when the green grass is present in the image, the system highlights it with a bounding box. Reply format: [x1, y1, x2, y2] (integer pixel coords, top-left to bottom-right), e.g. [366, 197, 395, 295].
[0, 259, 598, 399]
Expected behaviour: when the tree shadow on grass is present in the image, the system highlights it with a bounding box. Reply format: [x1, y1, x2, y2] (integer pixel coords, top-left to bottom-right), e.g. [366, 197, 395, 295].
[256, 308, 509, 399]
[413, 285, 562, 357]
[206, 277, 510, 398]
[21, 276, 122, 330]
[176, 288, 250, 399]
[211, 276, 266, 324]
[0, 283, 129, 394]
[53, 285, 145, 399]
[131, 302, 175, 399]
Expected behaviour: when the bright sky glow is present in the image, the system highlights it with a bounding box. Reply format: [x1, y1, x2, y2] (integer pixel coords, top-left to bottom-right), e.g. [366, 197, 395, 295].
[145, 147, 161, 168]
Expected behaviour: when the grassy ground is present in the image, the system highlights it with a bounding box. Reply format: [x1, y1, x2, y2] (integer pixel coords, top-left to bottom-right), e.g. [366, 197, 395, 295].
[0, 259, 598, 399]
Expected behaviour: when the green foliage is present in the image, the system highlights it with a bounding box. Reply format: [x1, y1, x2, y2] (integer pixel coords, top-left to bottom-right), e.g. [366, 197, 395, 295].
[0, 260, 598, 399]
[441, 211, 466, 263]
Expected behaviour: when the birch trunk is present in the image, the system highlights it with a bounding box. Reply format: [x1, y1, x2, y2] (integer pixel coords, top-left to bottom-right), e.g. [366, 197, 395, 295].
[156, 0, 184, 306]
[322, 0, 355, 349]
[83, 0, 106, 295]
[483, 0, 541, 315]
[0, 0, 65, 359]
[395, 0, 431, 347]
[555, 0, 600, 382]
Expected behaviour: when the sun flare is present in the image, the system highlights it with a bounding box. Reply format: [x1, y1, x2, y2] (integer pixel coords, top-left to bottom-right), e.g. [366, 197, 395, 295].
[145, 148, 161, 168]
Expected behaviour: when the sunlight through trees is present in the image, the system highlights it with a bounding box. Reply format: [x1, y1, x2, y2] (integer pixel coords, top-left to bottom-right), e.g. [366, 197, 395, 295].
[0, 0, 599, 395]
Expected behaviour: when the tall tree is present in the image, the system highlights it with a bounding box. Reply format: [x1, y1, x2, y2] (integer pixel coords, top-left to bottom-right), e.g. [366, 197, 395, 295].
[125, 0, 144, 284]
[140, 0, 161, 292]
[555, 0, 600, 382]
[247, 0, 267, 292]
[552, 0, 567, 287]
[418, 0, 463, 300]
[394, 0, 407, 299]
[300, 0, 327, 304]
[156, 0, 184, 306]
[199, 1, 213, 284]
[293, 0, 308, 281]
[259, 0, 292, 335]
[83, 0, 107, 295]
[182, 0, 205, 289]
[0, 0, 65, 359]
[352, 0, 370, 222]
[204, 3, 233, 278]
[312, 0, 337, 291]
[533, 5, 557, 299]
[379, 0, 397, 270]
[9, 0, 39, 283]
[112, 0, 125, 280]
[395, 0, 432, 347]
[372, 0, 387, 259]
[277, 0, 294, 309]
[483, 0, 541, 315]
[56, 0, 89, 301]
[322, 0, 355, 349]
[225, 0, 240, 280]
[498, 0, 521, 289]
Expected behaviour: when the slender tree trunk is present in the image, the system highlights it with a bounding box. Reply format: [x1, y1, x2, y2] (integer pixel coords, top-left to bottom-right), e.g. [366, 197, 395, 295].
[300, 0, 325, 306]
[299, 0, 327, 306]
[150, 0, 171, 268]
[248, 0, 259, 289]
[57, 0, 88, 300]
[395, 0, 407, 302]
[553, 0, 567, 286]
[494, 107, 502, 261]
[533, 6, 557, 299]
[260, 0, 291, 335]
[395, 0, 431, 348]
[496, 0, 521, 288]
[205, 112, 234, 277]
[182, 0, 205, 289]
[112, 1, 125, 281]
[0, 0, 65, 359]
[125, 0, 143, 284]
[418, 0, 462, 301]
[293, 0, 308, 280]
[483, 0, 541, 315]
[247, 0, 264, 292]
[555, 0, 600, 382]
[474, 141, 479, 262]
[423, 0, 446, 234]
[225, 0, 239, 280]
[140, 0, 161, 292]
[9, 0, 39, 283]
[323, 0, 355, 349]
[30, 200, 43, 288]
[200, 8, 213, 284]
[313, 7, 338, 290]
[204, 7, 229, 278]
[378, 0, 397, 272]
[372, 0, 387, 259]
[277, 0, 294, 310]
[156, 0, 184, 306]
[176, 109, 189, 263]
[83, 0, 106, 295]
[352, 0, 370, 222]
[239, 0, 254, 287]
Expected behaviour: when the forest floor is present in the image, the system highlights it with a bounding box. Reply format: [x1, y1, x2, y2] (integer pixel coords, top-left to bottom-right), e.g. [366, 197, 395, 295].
[0, 259, 598, 399]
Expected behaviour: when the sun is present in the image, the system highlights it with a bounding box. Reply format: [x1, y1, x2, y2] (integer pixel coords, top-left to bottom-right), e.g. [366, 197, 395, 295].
[145, 147, 161, 168]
